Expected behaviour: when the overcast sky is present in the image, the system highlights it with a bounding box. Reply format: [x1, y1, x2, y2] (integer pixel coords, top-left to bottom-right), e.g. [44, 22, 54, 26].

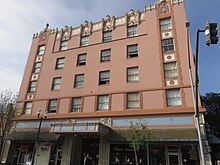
[0, 0, 219, 95]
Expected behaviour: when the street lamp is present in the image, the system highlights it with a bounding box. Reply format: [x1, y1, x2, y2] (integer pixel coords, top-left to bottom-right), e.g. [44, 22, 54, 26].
[31, 109, 48, 165]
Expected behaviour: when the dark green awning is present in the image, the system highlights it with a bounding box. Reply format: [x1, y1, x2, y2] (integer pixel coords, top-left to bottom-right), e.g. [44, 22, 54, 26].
[109, 128, 198, 142]
[6, 131, 60, 142]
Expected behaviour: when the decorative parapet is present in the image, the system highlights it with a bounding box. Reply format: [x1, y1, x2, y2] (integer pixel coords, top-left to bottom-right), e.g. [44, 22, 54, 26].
[32, 0, 184, 40]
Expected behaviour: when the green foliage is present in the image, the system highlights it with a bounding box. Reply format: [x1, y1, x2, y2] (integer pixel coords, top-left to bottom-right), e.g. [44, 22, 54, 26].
[128, 122, 154, 151]
[201, 92, 220, 137]
[0, 89, 18, 154]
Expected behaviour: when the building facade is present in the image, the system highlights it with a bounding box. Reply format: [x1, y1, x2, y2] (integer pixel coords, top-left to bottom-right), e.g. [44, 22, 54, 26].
[0, 0, 212, 165]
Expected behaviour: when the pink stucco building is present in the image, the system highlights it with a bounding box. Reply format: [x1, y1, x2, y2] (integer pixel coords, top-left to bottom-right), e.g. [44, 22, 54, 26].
[0, 0, 212, 165]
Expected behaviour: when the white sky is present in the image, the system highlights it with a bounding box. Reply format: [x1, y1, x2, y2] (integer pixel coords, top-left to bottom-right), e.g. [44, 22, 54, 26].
[0, 0, 219, 95]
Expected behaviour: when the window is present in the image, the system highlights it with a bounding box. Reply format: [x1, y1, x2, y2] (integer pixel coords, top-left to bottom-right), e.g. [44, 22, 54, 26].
[55, 57, 65, 69]
[74, 74, 84, 88]
[99, 70, 110, 85]
[60, 40, 68, 51]
[162, 39, 174, 52]
[127, 25, 137, 37]
[127, 67, 139, 82]
[37, 45, 45, 55]
[51, 77, 61, 91]
[103, 31, 112, 42]
[164, 62, 178, 78]
[101, 49, 111, 62]
[28, 81, 37, 93]
[127, 92, 140, 109]
[48, 99, 58, 113]
[33, 62, 41, 73]
[166, 89, 182, 106]
[127, 44, 138, 58]
[160, 17, 172, 30]
[71, 97, 82, 112]
[77, 54, 87, 66]
[97, 95, 109, 110]
[23, 102, 32, 115]
[80, 36, 89, 46]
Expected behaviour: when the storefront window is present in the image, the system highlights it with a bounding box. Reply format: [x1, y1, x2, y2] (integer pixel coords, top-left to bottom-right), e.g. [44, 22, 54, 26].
[110, 144, 144, 165]
[12, 143, 34, 165]
[49, 143, 62, 165]
[149, 145, 166, 165]
[181, 145, 200, 165]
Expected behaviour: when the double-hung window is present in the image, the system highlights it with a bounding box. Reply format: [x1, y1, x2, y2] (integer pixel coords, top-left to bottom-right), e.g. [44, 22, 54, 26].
[28, 81, 37, 93]
[80, 36, 89, 46]
[55, 57, 65, 69]
[99, 70, 110, 85]
[160, 17, 172, 31]
[101, 49, 111, 62]
[52, 77, 61, 91]
[103, 31, 112, 42]
[37, 45, 45, 55]
[48, 99, 58, 113]
[72, 97, 82, 112]
[127, 25, 137, 37]
[127, 92, 140, 109]
[77, 54, 87, 66]
[97, 95, 109, 111]
[23, 102, 32, 115]
[162, 39, 174, 52]
[60, 40, 68, 51]
[164, 62, 178, 78]
[127, 67, 139, 82]
[74, 74, 84, 88]
[33, 62, 41, 73]
[166, 89, 182, 106]
[127, 44, 138, 58]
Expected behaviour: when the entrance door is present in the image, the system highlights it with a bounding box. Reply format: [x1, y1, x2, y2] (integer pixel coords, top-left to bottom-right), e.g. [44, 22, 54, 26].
[48, 144, 62, 165]
[168, 154, 180, 165]
[81, 138, 99, 165]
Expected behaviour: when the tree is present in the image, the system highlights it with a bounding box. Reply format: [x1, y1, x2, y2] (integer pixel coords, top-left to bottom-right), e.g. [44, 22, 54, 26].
[201, 92, 220, 137]
[128, 122, 154, 165]
[0, 90, 18, 156]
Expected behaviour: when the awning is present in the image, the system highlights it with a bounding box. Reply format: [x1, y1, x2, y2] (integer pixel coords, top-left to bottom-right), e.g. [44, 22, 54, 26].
[6, 131, 61, 142]
[109, 128, 198, 142]
[50, 122, 109, 135]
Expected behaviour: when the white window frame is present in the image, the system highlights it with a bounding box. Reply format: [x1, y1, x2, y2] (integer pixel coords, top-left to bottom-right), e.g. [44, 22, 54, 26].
[97, 95, 109, 110]
[162, 39, 174, 52]
[127, 25, 137, 37]
[33, 62, 41, 73]
[60, 40, 68, 51]
[164, 62, 178, 78]
[80, 36, 89, 46]
[37, 45, 45, 55]
[56, 57, 65, 69]
[74, 74, 84, 88]
[160, 17, 172, 31]
[101, 49, 111, 62]
[127, 67, 139, 82]
[127, 92, 140, 109]
[103, 31, 112, 42]
[48, 99, 58, 113]
[77, 54, 87, 66]
[24, 102, 32, 115]
[99, 70, 110, 85]
[28, 81, 37, 93]
[166, 89, 182, 106]
[72, 97, 82, 112]
[52, 77, 61, 91]
[127, 44, 138, 58]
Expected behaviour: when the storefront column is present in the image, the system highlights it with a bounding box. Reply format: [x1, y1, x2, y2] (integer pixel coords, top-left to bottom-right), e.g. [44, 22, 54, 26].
[61, 134, 74, 165]
[0, 140, 11, 164]
[71, 136, 82, 165]
[35, 142, 51, 165]
[98, 135, 110, 165]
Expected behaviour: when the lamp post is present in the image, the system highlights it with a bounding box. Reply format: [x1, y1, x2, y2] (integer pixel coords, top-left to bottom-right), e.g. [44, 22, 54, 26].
[31, 109, 47, 165]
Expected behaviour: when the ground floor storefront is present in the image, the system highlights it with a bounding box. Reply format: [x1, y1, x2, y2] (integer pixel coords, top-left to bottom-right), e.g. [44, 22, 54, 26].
[1, 130, 203, 165]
